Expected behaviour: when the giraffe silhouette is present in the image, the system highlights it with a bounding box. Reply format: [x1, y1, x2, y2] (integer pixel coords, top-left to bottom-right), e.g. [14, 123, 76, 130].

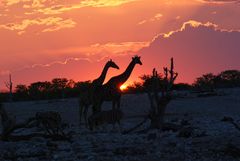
[92, 56, 142, 112]
[79, 59, 119, 126]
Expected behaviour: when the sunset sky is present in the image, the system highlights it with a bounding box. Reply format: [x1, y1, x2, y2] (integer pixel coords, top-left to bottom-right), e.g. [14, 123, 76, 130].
[0, 0, 240, 90]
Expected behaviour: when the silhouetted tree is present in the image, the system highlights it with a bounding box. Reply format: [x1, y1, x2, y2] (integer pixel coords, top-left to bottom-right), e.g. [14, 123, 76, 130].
[146, 58, 178, 129]
[193, 70, 240, 90]
[193, 73, 216, 91]
[74, 81, 91, 92]
[218, 70, 240, 87]
[173, 83, 192, 90]
[15, 84, 28, 101]
[140, 72, 163, 93]
[64, 79, 76, 97]
[124, 82, 144, 94]
[5, 74, 13, 102]
[123, 58, 178, 134]
[51, 78, 68, 99]
[28, 81, 51, 100]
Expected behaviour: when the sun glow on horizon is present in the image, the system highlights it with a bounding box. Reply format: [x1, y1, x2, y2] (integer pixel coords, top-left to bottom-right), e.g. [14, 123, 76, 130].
[120, 84, 128, 91]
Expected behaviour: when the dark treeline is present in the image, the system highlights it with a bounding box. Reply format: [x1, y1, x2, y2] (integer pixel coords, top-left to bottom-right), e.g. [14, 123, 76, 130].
[0, 78, 91, 102]
[193, 70, 240, 91]
[124, 69, 240, 94]
[0, 69, 240, 102]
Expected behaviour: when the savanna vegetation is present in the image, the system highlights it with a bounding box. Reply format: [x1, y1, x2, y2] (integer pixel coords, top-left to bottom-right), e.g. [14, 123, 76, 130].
[0, 70, 240, 102]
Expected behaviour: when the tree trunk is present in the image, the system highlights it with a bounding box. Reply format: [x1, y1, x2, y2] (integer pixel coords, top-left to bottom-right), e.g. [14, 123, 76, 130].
[149, 96, 170, 129]
[149, 110, 165, 129]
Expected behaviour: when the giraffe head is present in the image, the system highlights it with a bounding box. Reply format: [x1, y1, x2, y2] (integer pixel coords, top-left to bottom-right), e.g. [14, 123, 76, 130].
[132, 55, 142, 65]
[107, 59, 120, 69]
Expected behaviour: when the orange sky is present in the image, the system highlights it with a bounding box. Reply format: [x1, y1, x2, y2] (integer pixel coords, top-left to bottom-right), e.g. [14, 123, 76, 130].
[0, 0, 240, 90]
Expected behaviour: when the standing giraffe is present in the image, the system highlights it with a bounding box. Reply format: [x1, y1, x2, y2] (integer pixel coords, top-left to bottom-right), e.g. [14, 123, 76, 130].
[79, 59, 119, 126]
[92, 56, 142, 112]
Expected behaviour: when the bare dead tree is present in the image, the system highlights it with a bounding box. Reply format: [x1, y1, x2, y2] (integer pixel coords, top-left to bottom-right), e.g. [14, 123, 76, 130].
[123, 58, 178, 134]
[147, 58, 178, 129]
[5, 74, 13, 102]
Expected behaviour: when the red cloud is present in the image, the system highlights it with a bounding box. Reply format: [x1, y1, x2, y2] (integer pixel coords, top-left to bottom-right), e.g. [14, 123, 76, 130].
[138, 20, 240, 83]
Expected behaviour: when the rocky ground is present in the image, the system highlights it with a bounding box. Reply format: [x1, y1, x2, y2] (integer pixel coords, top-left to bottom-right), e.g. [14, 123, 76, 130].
[1, 88, 240, 161]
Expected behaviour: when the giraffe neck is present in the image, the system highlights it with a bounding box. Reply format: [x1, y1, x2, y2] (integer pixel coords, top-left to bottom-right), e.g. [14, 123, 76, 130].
[92, 63, 109, 86]
[108, 60, 136, 87]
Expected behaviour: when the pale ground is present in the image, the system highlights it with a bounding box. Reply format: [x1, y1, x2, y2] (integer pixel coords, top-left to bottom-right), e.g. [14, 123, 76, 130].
[0, 88, 240, 161]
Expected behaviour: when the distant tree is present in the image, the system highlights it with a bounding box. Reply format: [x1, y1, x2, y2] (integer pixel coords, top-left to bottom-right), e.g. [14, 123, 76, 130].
[218, 70, 240, 87]
[51, 78, 68, 90]
[40, 81, 52, 99]
[124, 82, 144, 94]
[15, 84, 28, 100]
[65, 79, 76, 97]
[28, 81, 51, 100]
[193, 73, 216, 91]
[193, 70, 240, 90]
[173, 83, 192, 90]
[140, 72, 163, 93]
[51, 78, 69, 99]
[74, 81, 91, 93]
[5, 74, 13, 101]
[66, 79, 75, 88]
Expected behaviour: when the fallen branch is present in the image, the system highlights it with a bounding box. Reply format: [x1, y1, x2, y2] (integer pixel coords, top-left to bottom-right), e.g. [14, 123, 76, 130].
[1, 104, 70, 141]
[1, 117, 36, 141]
[122, 117, 148, 134]
[231, 121, 240, 132]
[221, 116, 240, 132]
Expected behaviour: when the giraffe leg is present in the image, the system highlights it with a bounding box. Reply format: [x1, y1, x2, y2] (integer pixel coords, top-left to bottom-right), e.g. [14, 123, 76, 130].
[95, 101, 103, 113]
[79, 102, 84, 126]
[117, 99, 120, 109]
[94, 102, 103, 126]
[92, 101, 99, 113]
[112, 101, 116, 110]
[111, 110, 116, 132]
[84, 105, 88, 128]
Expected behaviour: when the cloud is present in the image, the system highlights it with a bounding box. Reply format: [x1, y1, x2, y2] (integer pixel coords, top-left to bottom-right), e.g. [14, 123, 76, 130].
[0, 17, 76, 34]
[1, 0, 50, 8]
[43, 41, 149, 59]
[196, 0, 240, 4]
[36, 0, 139, 14]
[1, 0, 30, 6]
[160, 20, 218, 38]
[0, 57, 95, 86]
[138, 13, 163, 25]
[22, 0, 47, 8]
[1, 0, 139, 15]
[138, 20, 240, 83]
[87, 42, 149, 55]
[0, 41, 148, 78]
[14, 57, 92, 72]
[0, 57, 92, 77]
[0, 55, 136, 86]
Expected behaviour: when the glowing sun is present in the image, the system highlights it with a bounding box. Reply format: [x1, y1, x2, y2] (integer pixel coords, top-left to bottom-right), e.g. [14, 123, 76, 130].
[120, 84, 128, 91]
